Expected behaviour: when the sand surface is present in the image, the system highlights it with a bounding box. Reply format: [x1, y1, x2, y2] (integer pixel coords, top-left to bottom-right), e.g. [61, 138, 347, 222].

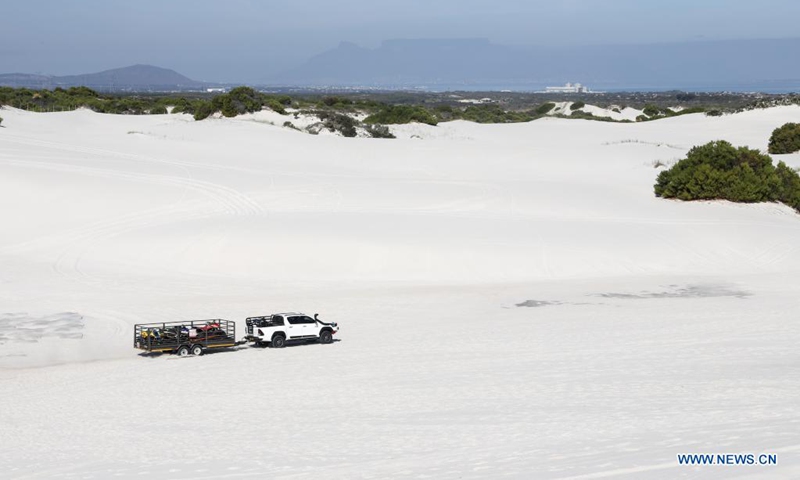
[1, 106, 799, 478]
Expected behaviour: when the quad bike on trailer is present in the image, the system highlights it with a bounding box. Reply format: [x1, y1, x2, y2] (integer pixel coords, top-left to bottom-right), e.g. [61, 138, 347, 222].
[134, 320, 237, 356]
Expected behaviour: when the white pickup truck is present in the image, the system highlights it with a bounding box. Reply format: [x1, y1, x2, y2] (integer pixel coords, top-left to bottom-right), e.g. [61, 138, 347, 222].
[245, 313, 338, 348]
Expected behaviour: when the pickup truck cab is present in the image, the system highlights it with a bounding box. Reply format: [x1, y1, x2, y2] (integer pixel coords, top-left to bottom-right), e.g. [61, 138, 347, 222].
[245, 313, 338, 348]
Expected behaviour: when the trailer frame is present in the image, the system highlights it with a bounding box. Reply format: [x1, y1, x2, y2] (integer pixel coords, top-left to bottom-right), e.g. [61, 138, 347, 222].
[134, 319, 236, 355]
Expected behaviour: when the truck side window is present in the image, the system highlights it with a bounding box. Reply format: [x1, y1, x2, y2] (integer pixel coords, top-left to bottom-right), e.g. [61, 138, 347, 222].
[302, 316, 315, 324]
[287, 316, 302, 325]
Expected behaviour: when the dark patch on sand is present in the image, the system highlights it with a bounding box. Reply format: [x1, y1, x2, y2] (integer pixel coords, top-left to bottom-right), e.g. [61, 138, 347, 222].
[515, 300, 562, 308]
[0, 312, 84, 344]
[596, 284, 751, 300]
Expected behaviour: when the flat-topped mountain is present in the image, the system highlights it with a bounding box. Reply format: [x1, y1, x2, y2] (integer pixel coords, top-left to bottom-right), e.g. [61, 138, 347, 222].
[272, 37, 800, 90]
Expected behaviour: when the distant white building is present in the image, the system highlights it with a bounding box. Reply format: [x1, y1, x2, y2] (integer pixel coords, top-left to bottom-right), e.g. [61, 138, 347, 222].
[206, 87, 227, 93]
[457, 98, 493, 105]
[545, 83, 590, 93]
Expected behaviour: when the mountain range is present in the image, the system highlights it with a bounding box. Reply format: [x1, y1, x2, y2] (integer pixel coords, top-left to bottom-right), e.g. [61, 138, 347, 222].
[273, 37, 800, 91]
[2, 38, 799, 92]
[0, 64, 204, 91]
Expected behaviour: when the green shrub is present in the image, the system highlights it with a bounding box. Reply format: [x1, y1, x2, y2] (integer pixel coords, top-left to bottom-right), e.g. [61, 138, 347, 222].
[433, 105, 457, 121]
[768, 123, 800, 154]
[432, 104, 533, 124]
[642, 104, 664, 117]
[217, 86, 263, 117]
[705, 110, 723, 117]
[169, 98, 194, 114]
[365, 124, 395, 139]
[654, 140, 800, 211]
[570, 101, 585, 111]
[149, 105, 167, 115]
[264, 98, 287, 115]
[364, 105, 438, 126]
[193, 101, 216, 120]
[671, 106, 706, 116]
[321, 96, 350, 107]
[535, 103, 555, 115]
[66, 86, 99, 97]
[570, 110, 594, 118]
[316, 111, 358, 137]
[0, 116, 3, 126]
[461, 105, 532, 123]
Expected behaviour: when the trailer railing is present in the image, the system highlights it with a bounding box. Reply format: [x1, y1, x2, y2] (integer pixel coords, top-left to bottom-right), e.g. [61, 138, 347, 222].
[134, 319, 236, 353]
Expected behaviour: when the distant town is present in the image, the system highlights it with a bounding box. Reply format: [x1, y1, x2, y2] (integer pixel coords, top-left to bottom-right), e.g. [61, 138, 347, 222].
[543, 82, 593, 94]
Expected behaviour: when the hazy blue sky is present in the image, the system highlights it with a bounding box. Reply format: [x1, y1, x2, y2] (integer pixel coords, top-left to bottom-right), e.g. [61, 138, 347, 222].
[2, 0, 798, 82]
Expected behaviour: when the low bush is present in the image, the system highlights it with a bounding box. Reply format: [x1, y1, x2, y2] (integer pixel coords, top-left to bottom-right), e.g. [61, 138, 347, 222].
[364, 105, 438, 126]
[671, 106, 705, 116]
[570, 101, 585, 111]
[66, 86, 99, 98]
[365, 124, 395, 139]
[320, 96, 351, 107]
[193, 101, 216, 121]
[768, 123, 800, 154]
[570, 110, 594, 118]
[563, 110, 622, 122]
[462, 105, 532, 123]
[315, 111, 358, 137]
[535, 102, 555, 115]
[642, 104, 671, 117]
[654, 140, 800, 212]
[264, 98, 287, 115]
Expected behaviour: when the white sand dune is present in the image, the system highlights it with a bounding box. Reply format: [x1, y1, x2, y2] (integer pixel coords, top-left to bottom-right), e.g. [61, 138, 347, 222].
[1, 105, 800, 479]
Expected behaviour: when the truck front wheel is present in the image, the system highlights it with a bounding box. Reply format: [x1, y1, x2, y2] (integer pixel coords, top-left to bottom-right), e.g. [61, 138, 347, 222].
[271, 335, 286, 348]
[319, 330, 333, 344]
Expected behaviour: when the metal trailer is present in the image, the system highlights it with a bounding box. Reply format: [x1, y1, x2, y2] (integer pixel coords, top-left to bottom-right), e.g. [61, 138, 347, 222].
[134, 319, 237, 356]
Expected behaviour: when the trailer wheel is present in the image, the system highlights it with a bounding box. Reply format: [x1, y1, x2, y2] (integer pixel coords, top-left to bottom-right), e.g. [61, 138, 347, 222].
[319, 330, 333, 344]
[176, 346, 190, 357]
[271, 335, 286, 348]
[191, 344, 204, 356]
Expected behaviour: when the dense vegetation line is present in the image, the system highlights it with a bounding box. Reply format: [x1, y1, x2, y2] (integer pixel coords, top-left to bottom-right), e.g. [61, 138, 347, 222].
[2, 86, 798, 129]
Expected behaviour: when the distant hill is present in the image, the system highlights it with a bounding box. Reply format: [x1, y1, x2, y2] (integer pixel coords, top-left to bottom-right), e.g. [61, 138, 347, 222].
[0, 65, 205, 91]
[272, 38, 800, 91]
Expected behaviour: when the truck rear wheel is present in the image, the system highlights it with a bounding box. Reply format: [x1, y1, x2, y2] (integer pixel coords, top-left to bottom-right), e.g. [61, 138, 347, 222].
[271, 335, 286, 348]
[319, 330, 333, 344]
[176, 345, 190, 357]
[191, 344, 204, 356]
